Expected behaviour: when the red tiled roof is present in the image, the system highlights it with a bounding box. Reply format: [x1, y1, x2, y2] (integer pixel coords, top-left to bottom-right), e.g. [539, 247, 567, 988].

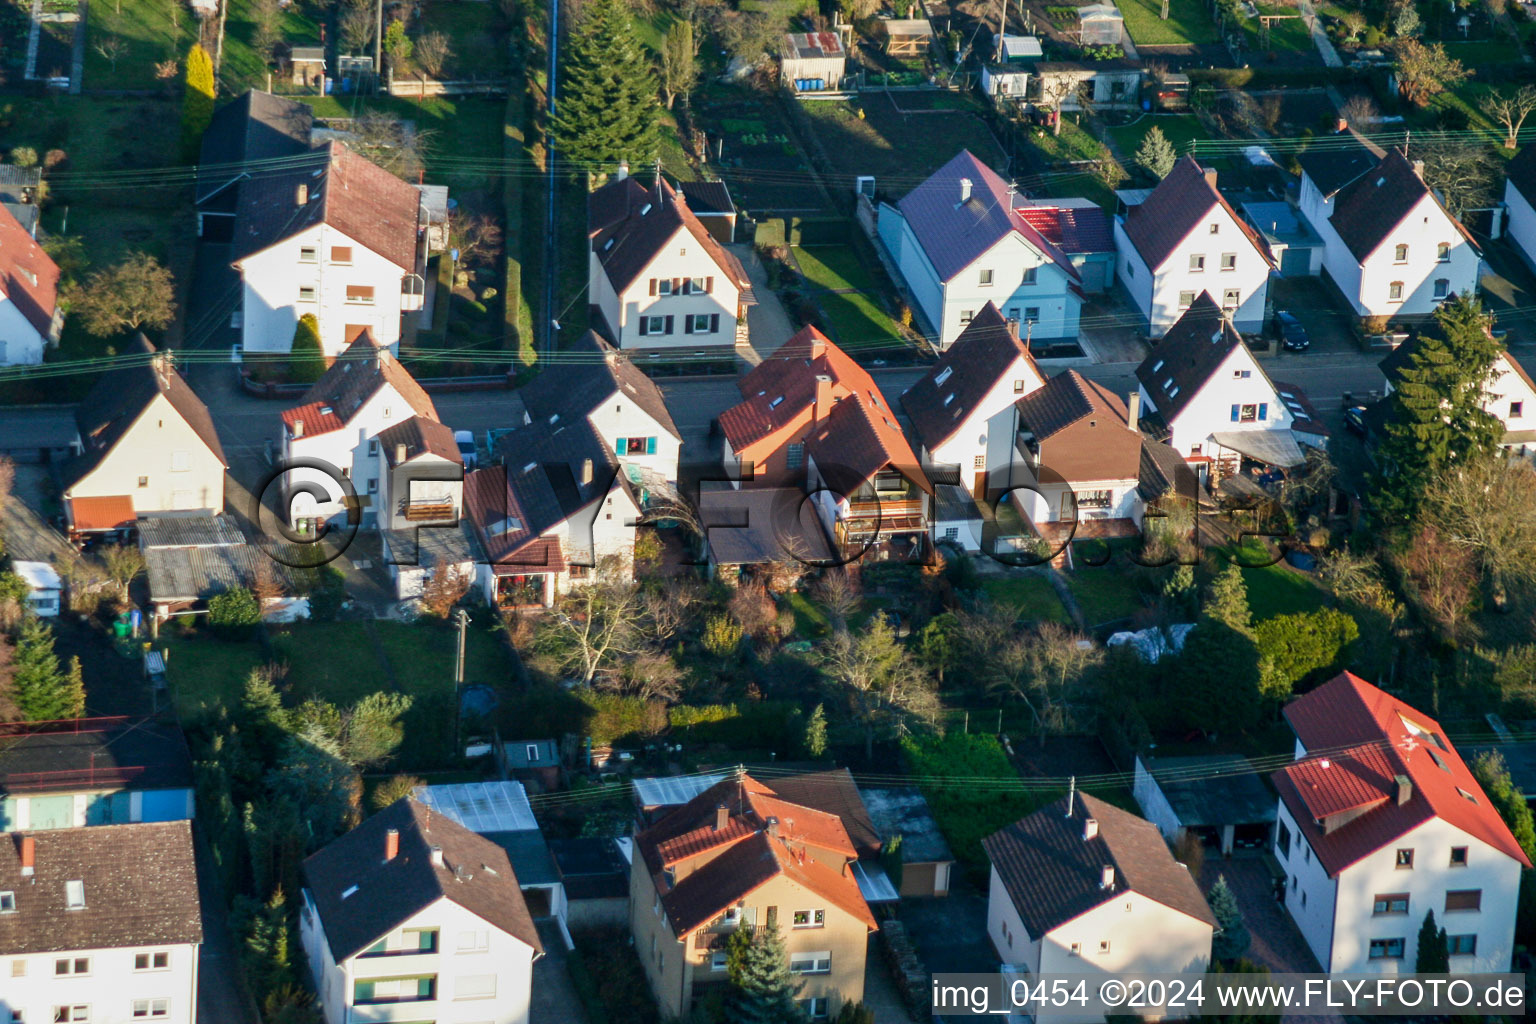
[0, 201, 60, 340]
[655, 818, 758, 865]
[485, 536, 567, 576]
[67, 495, 137, 532]
[1273, 672, 1532, 876]
[803, 389, 931, 497]
[280, 401, 345, 437]
[746, 791, 858, 859]
[1122, 157, 1273, 273]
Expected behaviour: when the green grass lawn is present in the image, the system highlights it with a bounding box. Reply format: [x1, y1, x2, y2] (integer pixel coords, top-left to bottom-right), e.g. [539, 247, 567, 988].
[158, 634, 267, 721]
[1025, 120, 1107, 165]
[85, 0, 318, 92]
[982, 576, 1070, 623]
[1242, 10, 1314, 51]
[1065, 567, 1145, 627]
[1116, 0, 1221, 45]
[792, 245, 905, 349]
[1441, 39, 1521, 65]
[1108, 114, 1209, 163]
[1221, 541, 1329, 620]
[414, 3, 505, 78]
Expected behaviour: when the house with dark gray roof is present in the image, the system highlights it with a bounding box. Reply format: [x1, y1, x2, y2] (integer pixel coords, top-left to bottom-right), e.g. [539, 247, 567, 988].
[195, 90, 315, 241]
[61, 337, 227, 536]
[588, 169, 751, 355]
[1505, 144, 1536, 277]
[300, 798, 543, 1024]
[1299, 128, 1479, 319]
[983, 794, 1213, 1003]
[877, 149, 1085, 348]
[0, 821, 205, 1024]
[139, 512, 290, 623]
[1378, 328, 1536, 457]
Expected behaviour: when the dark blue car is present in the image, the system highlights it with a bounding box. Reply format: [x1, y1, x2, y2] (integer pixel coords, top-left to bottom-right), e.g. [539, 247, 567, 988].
[1276, 311, 1310, 351]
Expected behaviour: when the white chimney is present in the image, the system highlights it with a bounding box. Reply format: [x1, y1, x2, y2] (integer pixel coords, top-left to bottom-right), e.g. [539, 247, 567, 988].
[1083, 818, 1099, 841]
[395, 443, 407, 465]
[429, 845, 444, 867]
[296, 183, 308, 206]
[959, 177, 973, 205]
[291, 418, 304, 438]
[582, 458, 594, 485]
[1100, 864, 1115, 889]
[616, 161, 629, 181]
[1126, 392, 1140, 432]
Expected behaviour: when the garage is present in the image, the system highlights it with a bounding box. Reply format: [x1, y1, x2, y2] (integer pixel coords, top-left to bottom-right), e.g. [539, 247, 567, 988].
[1132, 753, 1276, 857]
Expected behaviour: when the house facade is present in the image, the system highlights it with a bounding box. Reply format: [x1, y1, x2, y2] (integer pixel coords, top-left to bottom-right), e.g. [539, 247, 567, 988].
[1114, 157, 1273, 337]
[231, 142, 424, 358]
[300, 799, 543, 1024]
[0, 199, 63, 365]
[878, 150, 1083, 348]
[62, 338, 227, 535]
[588, 172, 750, 354]
[629, 771, 878, 1021]
[1299, 134, 1479, 319]
[0, 821, 204, 1024]
[1504, 145, 1536, 275]
[984, 794, 1214, 1024]
[1271, 673, 1528, 974]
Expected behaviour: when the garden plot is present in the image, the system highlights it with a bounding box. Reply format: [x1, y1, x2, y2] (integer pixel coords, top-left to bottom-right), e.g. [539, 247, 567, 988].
[696, 93, 832, 216]
[798, 90, 1007, 190]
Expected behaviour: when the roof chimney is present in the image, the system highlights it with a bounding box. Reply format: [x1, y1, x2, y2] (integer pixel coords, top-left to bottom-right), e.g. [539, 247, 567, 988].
[1083, 818, 1099, 841]
[616, 161, 629, 182]
[394, 443, 407, 465]
[582, 458, 594, 485]
[958, 177, 973, 205]
[1335, 117, 1348, 133]
[429, 845, 444, 868]
[19, 835, 34, 877]
[766, 816, 780, 838]
[296, 183, 308, 206]
[1412, 159, 1425, 180]
[1394, 774, 1413, 806]
[291, 418, 304, 439]
[813, 373, 834, 424]
[808, 333, 826, 360]
[715, 803, 729, 832]
[384, 828, 399, 862]
[1125, 392, 1139, 432]
[1204, 167, 1218, 189]
[1100, 864, 1115, 890]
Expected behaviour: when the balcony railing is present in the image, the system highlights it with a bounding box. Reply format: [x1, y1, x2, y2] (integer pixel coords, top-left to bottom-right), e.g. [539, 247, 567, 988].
[845, 497, 922, 520]
[399, 499, 457, 522]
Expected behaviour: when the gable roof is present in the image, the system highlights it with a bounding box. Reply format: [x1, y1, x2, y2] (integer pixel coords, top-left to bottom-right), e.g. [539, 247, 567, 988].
[378, 415, 461, 466]
[232, 140, 420, 270]
[1135, 293, 1254, 423]
[302, 798, 542, 962]
[1507, 144, 1536, 209]
[634, 771, 876, 936]
[1273, 672, 1531, 876]
[804, 382, 931, 496]
[0, 717, 194, 796]
[517, 330, 680, 440]
[197, 90, 314, 206]
[901, 304, 1039, 451]
[1297, 126, 1387, 198]
[767, 769, 883, 860]
[284, 333, 438, 436]
[0, 821, 203, 955]
[678, 180, 735, 216]
[1327, 148, 1476, 263]
[1120, 157, 1271, 273]
[984, 793, 1215, 940]
[1015, 369, 1142, 483]
[588, 176, 748, 294]
[894, 150, 1078, 283]
[0, 200, 60, 341]
[65, 337, 227, 490]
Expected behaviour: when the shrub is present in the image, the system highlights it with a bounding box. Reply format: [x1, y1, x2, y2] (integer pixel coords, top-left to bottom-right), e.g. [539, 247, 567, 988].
[208, 587, 262, 637]
[900, 733, 1035, 881]
[701, 613, 743, 657]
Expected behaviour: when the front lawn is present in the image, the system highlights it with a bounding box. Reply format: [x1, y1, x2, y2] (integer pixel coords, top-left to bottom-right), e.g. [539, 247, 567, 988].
[1116, 0, 1221, 45]
[981, 576, 1070, 623]
[792, 245, 907, 352]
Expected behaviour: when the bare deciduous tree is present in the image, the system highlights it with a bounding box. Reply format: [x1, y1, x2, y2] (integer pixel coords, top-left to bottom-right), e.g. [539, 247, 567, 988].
[340, 0, 376, 55]
[94, 35, 126, 72]
[1396, 526, 1479, 644]
[101, 544, 144, 606]
[823, 616, 936, 758]
[250, 0, 283, 61]
[415, 31, 452, 79]
[447, 211, 505, 269]
[1421, 455, 1536, 604]
[813, 568, 862, 633]
[1338, 92, 1379, 127]
[419, 563, 471, 618]
[347, 113, 434, 180]
[1487, 85, 1536, 149]
[1416, 141, 1499, 219]
[1393, 39, 1468, 108]
[532, 557, 647, 684]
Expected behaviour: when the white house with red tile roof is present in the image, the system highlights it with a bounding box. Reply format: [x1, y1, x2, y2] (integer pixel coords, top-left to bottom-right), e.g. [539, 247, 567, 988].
[877, 150, 1085, 349]
[232, 141, 424, 359]
[0, 200, 62, 365]
[1271, 673, 1529, 974]
[1114, 157, 1273, 337]
[279, 333, 441, 530]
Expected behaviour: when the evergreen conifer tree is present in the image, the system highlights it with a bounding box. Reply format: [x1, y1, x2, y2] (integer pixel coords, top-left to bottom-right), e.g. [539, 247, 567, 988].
[803, 702, 827, 758]
[551, 0, 661, 170]
[1208, 874, 1251, 962]
[10, 616, 76, 721]
[1135, 126, 1178, 179]
[1416, 909, 1449, 972]
[1203, 563, 1251, 631]
[288, 313, 326, 383]
[728, 923, 805, 1024]
[181, 44, 216, 162]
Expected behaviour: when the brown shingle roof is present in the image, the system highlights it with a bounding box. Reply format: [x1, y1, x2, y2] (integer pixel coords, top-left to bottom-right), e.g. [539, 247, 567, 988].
[378, 415, 461, 466]
[805, 391, 931, 497]
[291, 332, 438, 435]
[302, 798, 542, 962]
[902, 304, 1040, 452]
[1121, 157, 1272, 273]
[1016, 370, 1142, 484]
[983, 793, 1215, 940]
[0, 821, 203, 955]
[588, 176, 748, 294]
[768, 769, 882, 860]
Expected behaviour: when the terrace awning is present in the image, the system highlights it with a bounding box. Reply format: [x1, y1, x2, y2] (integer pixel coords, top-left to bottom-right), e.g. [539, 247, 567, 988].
[1209, 430, 1304, 468]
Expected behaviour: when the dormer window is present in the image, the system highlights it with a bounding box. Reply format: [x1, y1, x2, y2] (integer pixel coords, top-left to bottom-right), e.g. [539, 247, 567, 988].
[64, 880, 84, 909]
[934, 366, 953, 386]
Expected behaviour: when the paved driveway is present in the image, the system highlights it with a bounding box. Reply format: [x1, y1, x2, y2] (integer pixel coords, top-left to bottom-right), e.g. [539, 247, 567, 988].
[1269, 277, 1358, 357]
[897, 880, 996, 1023]
[1200, 857, 1321, 973]
[530, 920, 589, 1024]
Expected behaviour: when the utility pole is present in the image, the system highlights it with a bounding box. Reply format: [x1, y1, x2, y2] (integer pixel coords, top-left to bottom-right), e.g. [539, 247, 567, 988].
[374, 0, 384, 74]
[453, 608, 470, 756]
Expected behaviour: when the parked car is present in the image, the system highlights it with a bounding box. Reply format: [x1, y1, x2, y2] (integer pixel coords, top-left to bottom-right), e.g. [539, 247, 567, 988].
[1275, 310, 1310, 351]
[1344, 405, 1368, 436]
[454, 430, 478, 469]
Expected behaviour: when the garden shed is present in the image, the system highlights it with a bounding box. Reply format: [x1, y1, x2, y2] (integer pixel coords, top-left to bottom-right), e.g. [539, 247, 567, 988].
[781, 32, 848, 92]
[1078, 3, 1124, 45]
[878, 18, 934, 56]
[861, 786, 955, 897]
[994, 34, 1043, 60]
[1132, 753, 1276, 856]
[287, 44, 326, 88]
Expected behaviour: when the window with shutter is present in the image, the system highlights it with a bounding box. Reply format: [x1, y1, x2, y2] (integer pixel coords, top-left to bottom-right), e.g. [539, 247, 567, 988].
[647, 437, 657, 454]
[1445, 889, 1482, 912]
[664, 315, 674, 334]
[1258, 403, 1267, 421]
[710, 313, 720, 332]
[705, 276, 714, 293]
[1231, 405, 1240, 422]
[649, 279, 658, 296]
[616, 438, 626, 453]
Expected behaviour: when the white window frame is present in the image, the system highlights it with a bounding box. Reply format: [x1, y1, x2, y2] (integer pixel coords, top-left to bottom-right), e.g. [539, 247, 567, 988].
[134, 951, 170, 972]
[979, 268, 994, 286]
[1189, 254, 1206, 272]
[686, 313, 712, 334]
[345, 285, 375, 306]
[130, 1000, 169, 1020]
[791, 909, 825, 929]
[299, 246, 317, 263]
[789, 951, 832, 974]
[64, 881, 84, 910]
[1220, 252, 1237, 271]
[52, 1009, 89, 1024]
[53, 957, 90, 977]
[298, 285, 317, 303]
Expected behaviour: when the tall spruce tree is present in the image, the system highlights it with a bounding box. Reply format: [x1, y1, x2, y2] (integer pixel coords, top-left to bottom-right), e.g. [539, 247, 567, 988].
[1374, 294, 1503, 518]
[9, 616, 79, 721]
[1416, 909, 1449, 972]
[551, 0, 660, 170]
[728, 923, 805, 1024]
[1209, 874, 1251, 962]
[181, 44, 216, 162]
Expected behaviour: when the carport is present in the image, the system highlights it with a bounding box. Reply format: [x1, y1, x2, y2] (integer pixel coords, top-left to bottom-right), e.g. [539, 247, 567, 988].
[1132, 753, 1276, 857]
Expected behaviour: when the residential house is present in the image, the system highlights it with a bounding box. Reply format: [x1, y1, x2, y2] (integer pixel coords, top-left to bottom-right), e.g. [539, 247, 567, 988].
[1135, 294, 1325, 483]
[587, 170, 751, 354]
[231, 140, 424, 357]
[280, 332, 441, 531]
[629, 770, 878, 1021]
[300, 798, 543, 1024]
[0, 717, 195, 830]
[984, 794, 1214, 1022]
[0, 821, 204, 1024]
[0, 163, 44, 237]
[413, 781, 566, 923]
[901, 303, 1045, 501]
[1299, 129, 1479, 319]
[877, 150, 1084, 348]
[1377, 324, 1536, 458]
[1271, 672, 1529, 973]
[0, 200, 62, 365]
[1504, 145, 1536, 276]
[374, 416, 473, 601]
[1003, 369, 1145, 542]
[12, 560, 60, 617]
[139, 513, 287, 626]
[61, 338, 227, 538]
[781, 32, 847, 91]
[1114, 156, 1273, 336]
[195, 91, 314, 242]
[1014, 197, 1117, 292]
